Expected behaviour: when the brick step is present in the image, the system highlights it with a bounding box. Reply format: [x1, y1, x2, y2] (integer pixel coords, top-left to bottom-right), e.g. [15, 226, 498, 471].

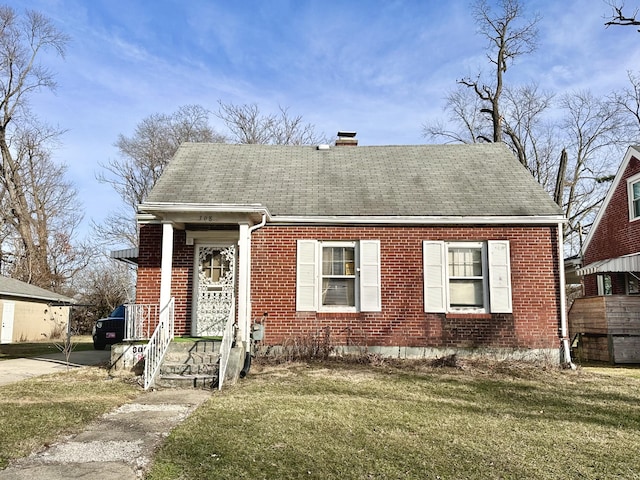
[160, 362, 218, 376]
[156, 374, 218, 389]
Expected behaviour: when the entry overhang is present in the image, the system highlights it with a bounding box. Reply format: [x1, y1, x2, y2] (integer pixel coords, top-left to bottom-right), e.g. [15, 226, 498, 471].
[136, 203, 270, 226]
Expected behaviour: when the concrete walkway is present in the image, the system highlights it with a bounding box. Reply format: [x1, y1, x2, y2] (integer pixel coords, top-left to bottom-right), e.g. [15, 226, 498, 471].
[0, 388, 212, 479]
[0, 350, 213, 479]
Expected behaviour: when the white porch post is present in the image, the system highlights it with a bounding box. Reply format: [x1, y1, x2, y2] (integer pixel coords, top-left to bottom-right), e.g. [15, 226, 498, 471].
[160, 222, 174, 309]
[237, 222, 250, 345]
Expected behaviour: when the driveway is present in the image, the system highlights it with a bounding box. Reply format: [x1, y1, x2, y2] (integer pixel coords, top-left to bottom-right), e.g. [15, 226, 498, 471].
[0, 349, 111, 387]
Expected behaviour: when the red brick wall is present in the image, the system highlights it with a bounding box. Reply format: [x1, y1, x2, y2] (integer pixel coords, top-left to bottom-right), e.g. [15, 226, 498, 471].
[583, 155, 640, 296]
[250, 225, 562, 350]
[136, 224, 194, 334]
[136, 223, 562, 349]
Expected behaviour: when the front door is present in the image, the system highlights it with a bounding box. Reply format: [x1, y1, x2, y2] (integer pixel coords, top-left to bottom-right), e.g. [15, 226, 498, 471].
[193, 244, 236, 336]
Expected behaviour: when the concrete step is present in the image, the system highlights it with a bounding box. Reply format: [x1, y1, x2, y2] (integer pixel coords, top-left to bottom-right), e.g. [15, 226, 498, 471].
[160, 362, 218, 376]
[156, 373, 218, 389]
[167, 340, 221, 355]
[163, 350, 220, 364]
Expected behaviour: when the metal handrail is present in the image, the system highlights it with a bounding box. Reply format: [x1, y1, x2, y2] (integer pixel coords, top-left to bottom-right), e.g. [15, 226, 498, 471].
[143, 298, 175, 390]
[124, 303, 159, 340]
[218, 299, 236, 390]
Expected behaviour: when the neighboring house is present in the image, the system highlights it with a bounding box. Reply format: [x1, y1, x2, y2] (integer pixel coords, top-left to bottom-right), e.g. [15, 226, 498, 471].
[570, 145, 640, 363]
[0, 276, 74, 343]
[133, 135, 568, 364]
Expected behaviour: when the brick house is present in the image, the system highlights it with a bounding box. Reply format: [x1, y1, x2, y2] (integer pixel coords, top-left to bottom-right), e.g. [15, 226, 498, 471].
[134, 137, 568, 363]
[570, 145, 640, 362]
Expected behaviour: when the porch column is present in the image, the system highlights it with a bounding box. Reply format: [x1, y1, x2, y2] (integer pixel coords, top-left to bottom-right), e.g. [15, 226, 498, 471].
[160, 222, 174, 309]
[237, 222, 250, 345]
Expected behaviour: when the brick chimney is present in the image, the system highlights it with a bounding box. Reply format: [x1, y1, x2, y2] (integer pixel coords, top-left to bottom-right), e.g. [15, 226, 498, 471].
[335, 131, 357, 146]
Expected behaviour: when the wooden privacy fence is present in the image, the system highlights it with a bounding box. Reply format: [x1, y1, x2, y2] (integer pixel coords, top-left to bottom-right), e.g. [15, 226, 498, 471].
[569, 295, 640, 363]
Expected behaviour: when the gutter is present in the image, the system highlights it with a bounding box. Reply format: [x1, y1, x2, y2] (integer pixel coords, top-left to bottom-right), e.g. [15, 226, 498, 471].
[558, 222, 576, 369]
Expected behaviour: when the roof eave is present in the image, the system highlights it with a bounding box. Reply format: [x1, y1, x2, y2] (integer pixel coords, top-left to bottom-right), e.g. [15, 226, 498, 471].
[268, 215, 566, 225]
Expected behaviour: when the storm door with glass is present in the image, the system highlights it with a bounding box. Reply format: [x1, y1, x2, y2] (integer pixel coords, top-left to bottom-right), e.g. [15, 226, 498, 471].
[194, 244, 236, 336]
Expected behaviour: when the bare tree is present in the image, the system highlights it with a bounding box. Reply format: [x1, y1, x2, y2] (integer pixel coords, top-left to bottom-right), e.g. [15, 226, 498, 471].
[216, 101, 329, 145]
[458, 0, 540, 148]
[501, 84, 556, 185]
[0, 6, 74, 290]
[558, 90, 628, 253]
[96, 104, 224, 248]
[605, 2, 640, 30]
[1, 119, 89, 290]
[610, 70, 640, 135]
[69, 258, 134, 334]
[423, 85, 490, 144]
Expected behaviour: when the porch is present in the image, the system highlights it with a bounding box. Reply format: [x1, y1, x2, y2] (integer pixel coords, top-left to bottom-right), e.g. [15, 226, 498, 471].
[568, 295, 640, 363]
[111, 299, 242, 389]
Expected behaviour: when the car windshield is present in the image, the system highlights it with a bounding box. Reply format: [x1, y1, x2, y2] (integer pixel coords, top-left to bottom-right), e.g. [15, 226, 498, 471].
[109, 305, 125, 318]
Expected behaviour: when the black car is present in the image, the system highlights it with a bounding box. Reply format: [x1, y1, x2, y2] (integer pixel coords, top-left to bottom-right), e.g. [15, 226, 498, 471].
[92, 305, 126, 350]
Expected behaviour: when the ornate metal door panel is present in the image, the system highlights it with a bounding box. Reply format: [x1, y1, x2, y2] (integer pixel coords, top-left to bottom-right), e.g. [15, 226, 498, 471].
[194, 245, 236, 336]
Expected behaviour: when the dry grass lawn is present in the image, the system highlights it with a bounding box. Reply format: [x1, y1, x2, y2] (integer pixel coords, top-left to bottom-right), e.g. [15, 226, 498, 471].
[147, 359, 640, 480]
[0, 367, 139, 468]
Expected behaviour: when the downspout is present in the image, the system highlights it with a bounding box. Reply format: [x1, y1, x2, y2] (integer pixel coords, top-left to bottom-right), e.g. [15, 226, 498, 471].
[558, 222, 576, 369]
[240, 213, 267, 378]
[246, 213, 267, 327]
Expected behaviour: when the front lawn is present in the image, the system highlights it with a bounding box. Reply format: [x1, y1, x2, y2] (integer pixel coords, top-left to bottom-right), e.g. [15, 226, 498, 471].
[0, 368, 139, 468]
[147, 360, 640, 480]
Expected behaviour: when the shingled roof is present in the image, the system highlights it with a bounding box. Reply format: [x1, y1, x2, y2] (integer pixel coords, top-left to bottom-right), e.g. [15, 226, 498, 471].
[0, 276, 75, 304]
[143, 142, 563, 218]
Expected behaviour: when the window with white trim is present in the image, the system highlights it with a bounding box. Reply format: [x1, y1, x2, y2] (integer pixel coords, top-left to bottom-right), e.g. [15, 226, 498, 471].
[629, 174, 640, 221]
[423, 240, 512, 314]
[296, 240, 381, 312]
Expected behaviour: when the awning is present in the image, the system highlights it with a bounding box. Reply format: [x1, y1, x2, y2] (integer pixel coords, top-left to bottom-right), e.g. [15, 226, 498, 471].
[110, 247, 139, 265]
[577, 252, 640, 276]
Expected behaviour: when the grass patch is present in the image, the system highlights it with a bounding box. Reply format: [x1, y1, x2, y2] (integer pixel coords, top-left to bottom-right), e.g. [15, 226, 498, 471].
[0, 336, 94, 360]
[0, 367, 139, 468]
[147, 360, 640, 479]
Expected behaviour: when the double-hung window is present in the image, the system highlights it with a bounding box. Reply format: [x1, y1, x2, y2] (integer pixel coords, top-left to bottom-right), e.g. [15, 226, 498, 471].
[296, 240, 381, 312]
[448, 243, 486, 309]
[629, 174, 640, 221]
[423, 240, 512, 314]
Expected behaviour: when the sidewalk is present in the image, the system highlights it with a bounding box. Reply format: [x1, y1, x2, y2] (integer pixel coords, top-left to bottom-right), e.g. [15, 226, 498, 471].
[0, 387, 211, 479]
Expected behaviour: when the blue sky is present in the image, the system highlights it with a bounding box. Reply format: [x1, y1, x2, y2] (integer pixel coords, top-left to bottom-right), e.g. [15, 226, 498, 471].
[7, 0, 640, 241]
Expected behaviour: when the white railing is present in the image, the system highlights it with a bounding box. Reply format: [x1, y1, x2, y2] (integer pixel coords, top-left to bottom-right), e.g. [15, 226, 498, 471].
[125, 303, 159, 340]
[218, 301, 236, 391]
[143, 298, 175, 390]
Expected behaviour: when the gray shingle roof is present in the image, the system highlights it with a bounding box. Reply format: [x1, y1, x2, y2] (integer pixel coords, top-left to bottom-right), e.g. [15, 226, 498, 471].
[144, 142, 563, 218]
[0, 276, 75, 303]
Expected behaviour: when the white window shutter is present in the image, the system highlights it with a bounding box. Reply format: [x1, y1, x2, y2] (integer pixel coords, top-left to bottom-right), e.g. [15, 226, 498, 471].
[423, 241, 446, 313]
[360, 240, 381, 312]
[296, 240, 318, 311]
[488, 240, 512, 313]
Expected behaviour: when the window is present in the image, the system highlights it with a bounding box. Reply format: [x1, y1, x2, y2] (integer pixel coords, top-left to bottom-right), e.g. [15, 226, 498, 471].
[629, 175, 640, 220]
[448, 244, 485, 308]
[296, 240, 381, 312]
[628, 273, 639, 295]
[322, 245, 356, 306]
[424, 240, 512, 314]
[597, 274, 612, 296]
